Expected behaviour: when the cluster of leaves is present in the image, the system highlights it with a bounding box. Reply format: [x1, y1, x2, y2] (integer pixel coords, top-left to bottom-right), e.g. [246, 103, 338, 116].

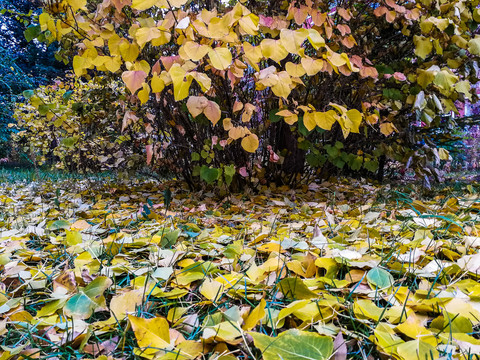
[15, 0, 480, 188]
[0, 176, 479, 359]
[0, 0, 67, 158]
[13, 76, 149, 172]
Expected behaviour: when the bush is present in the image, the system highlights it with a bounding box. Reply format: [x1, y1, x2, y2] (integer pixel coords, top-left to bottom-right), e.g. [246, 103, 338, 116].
[19, 0, 480, 189]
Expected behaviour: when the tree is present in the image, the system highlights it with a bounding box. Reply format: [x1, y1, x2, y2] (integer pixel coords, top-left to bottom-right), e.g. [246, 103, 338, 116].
[19, 0, 480, 188]
[0, 0, 66, 157]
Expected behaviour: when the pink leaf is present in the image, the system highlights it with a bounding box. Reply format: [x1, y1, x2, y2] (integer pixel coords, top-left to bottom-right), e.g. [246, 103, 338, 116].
[393, 72, 407, 81]
[239, 167, 249, 177]
[333, 332, 347, 360]
[146, 144, 153, 165]
[121, 71, 147, 94]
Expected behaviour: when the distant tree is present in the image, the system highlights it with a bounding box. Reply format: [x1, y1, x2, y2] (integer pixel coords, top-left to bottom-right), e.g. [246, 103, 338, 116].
[0, 0, 66, 157]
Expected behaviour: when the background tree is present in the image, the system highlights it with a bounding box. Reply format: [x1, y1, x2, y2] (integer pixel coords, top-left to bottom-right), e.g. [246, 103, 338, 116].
[0, 0, 66, 158]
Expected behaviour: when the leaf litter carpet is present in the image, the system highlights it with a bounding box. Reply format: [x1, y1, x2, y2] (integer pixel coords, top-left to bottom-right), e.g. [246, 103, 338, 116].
[0, 179, 480, 360]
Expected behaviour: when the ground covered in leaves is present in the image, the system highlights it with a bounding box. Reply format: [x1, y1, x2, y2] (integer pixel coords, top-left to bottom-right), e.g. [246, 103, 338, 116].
[1, 176, 480, 360]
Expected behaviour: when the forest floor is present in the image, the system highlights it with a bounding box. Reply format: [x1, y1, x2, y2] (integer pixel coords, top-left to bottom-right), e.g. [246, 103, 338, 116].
[0, 173, 480, 360]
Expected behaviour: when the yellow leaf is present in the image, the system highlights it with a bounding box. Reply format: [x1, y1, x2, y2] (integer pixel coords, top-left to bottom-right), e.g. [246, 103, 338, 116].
[243, 299, 266, 331]
[66, 0, 86, 11]
[108, 34, 122, 56]
[346, 109, 362, 133]
[208, 47, 232, 70]
[307, 29, 325, 49]
[303, 111, 316, 131]
[223, 118, 233, 131]
[455, 80, 472, 100]
[229, 127, 246, 140]
[301, 57, 323, 76]
[438, 148, 450, 160]
[182, 41, 210, 62]
[257, 242, 282, 253]
[207, 17, 230, 39]
[110, 290, 143, 320]
[151, 74, 165, 93]
[151, 29, 171, 46]
[328, 52, 347, 67]
[396, 340, 439, 360]
[190, 71, 211, 92]
[138, 82, 150, 104]
[39, 12, 51, 31]
[169, 0, 187, 6]
[395, 316, 436, 346]
[380, 122, 396, 136]
[169, 64, 193, 101]
[276, 110, 298, 125]
[129, 316, 171, 353]
[285, 62, 306, 77]
[243, 42, 263, 67]
[414, 35, 433, 59]
[260, 39, 288, 64]
[203, 321, 242, 342]
[241, 103, 256, 122]
[131, 0, 166, 11]
[239, 13, 259, 35]
[122, 70, 147, 94]
[200, 278, 224, 302]
[134, 27, 162, 48]
[72, 56, 90, 77]
[469, 36, 480, 56]
[271, 71, 293, 99]
[119, 41, 140, 62]
[186, 96, 208, 118]
[241, 134, 259, 153]
[104, 56, 122, 73]
[315, 110, 337, 130]
[353, 299, 384, 321]
[280, 28, 308, 54]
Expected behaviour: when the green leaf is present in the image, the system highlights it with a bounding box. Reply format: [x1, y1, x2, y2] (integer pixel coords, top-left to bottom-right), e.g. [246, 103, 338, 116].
[61, 137, 76, 148]
[22, 90, 34, 99]
[224, 164, 235, 186]
[250, 329, 333, 360]
[367, 267, 394, 289]
[47, 220, 70, 230]
[162, 229, 180, 248]
[83, 276, 112, 301]
[64, 293, 96, 319]
[269, 108, 282, 123]
[200, 166, 220, 184]
[278, 278, 318, 300]
[24, 25, 41, 42]
[306, 153, 325, 168]
[62, 91, 73, 101]
[364, 160, 379, 172]
[191, 152, 200, 161]
[38, 104, 51, 115]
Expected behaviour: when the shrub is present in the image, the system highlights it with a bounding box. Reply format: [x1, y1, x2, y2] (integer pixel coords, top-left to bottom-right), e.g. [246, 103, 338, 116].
[19, 0, 480, 188]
